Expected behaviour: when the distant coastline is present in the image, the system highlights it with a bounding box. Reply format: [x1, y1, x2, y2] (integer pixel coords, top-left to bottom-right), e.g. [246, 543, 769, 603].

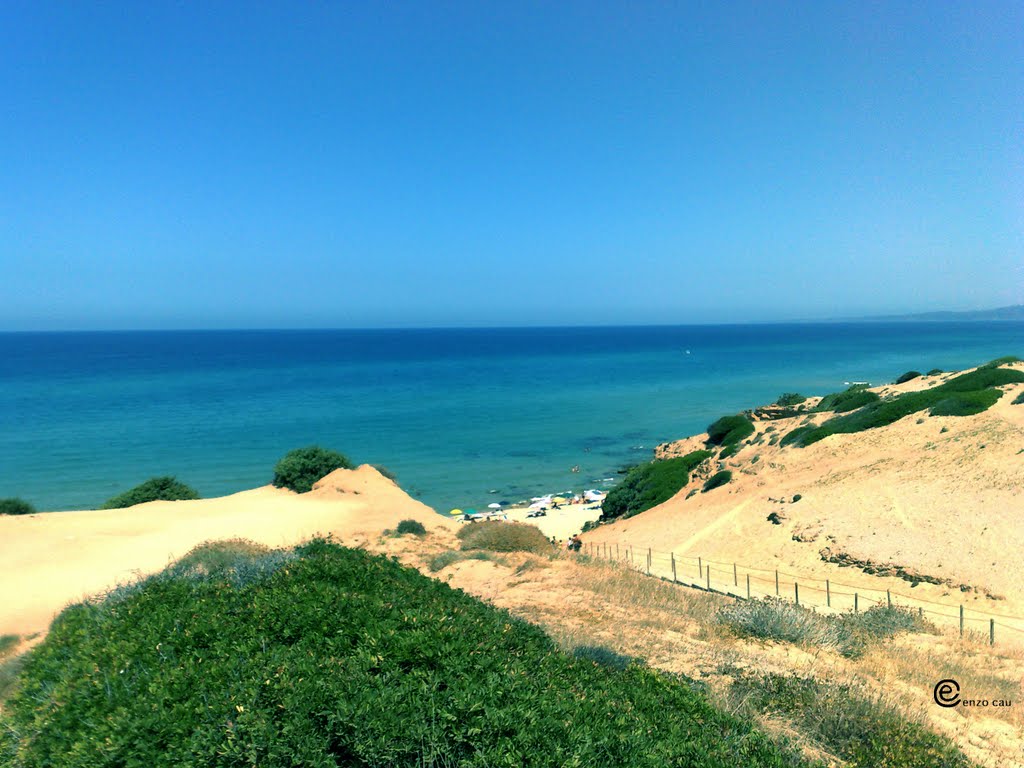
[852, 304, 1024, 323]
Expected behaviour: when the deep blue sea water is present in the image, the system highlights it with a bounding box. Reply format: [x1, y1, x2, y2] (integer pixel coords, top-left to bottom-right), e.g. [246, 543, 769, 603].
[1, 323, 1020, 513]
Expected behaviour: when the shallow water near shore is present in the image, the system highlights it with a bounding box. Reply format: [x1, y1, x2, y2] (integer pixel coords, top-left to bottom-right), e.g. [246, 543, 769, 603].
[1, 322, 1020, 513]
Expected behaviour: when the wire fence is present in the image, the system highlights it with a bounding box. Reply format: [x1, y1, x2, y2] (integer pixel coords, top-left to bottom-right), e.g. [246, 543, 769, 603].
[581, 540, 1024, 647]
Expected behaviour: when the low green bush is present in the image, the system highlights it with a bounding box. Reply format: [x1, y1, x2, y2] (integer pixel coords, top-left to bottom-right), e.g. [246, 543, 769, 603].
[719, 598, 843, 651]
[895, 370, 921, 384]
[775, 393, 806, 407]
[0, 498, 35, 516]
[706, 415, 755, 446]
[926, 368, 943, 376]
[272, 445, 352, 493]
[1013, 391, 1024, 405]
[718, 443, 739, 460]
[102, 476, 199, 509]
[600, 451, 712, 521]
[729, 672, 972, 768]
[1, 541, 810, 767]
[814, 386, 880, 413]
[456, 521, 551, 554]
[785, 361, 1024, 447]
[702, 470, 732, 493]
[395, 519, 427, 536]
[928, 389, 1002, 416]
[791, 494, 802, 503]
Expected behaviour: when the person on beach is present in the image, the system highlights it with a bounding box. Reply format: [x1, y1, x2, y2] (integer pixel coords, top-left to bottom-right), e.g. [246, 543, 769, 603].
[567, 535, 582, 552]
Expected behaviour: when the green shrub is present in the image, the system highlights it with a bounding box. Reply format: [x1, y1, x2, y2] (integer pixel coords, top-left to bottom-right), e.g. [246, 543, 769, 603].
[814, 386, 880, 413]
[979, 355, 1021, 368]
[926, 368, 943, 376]
[791, 494, 801, 503]
[427, 550, 497, 572]
[395, 519, 427, 536]
[600, 451, 712, 521]
[928, 389, 1002, 416]
[775, 393, 806, 407]
[272, 445, 352, 493]
[1013, 391, 1024, 405]
[895, 370, 921, 384]
[719, 598, 842, 650]
[785, 361, 1024, 447]
[706, 415, 755, 446]
[729, 672, 972, 768]
[702, 470, 732, 492]
[0, 498, 35, 516]
[718, 443, 739, 460]
[456, 521, 551, 554]
[1, 541, 809, 767]
[102, 476, 199, 509]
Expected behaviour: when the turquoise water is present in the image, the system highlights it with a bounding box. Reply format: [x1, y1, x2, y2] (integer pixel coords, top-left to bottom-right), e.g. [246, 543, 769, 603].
[1, 323, 1020, 513]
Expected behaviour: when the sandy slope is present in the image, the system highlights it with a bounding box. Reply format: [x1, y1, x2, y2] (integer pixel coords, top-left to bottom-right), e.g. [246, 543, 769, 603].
[0, 465, 456, 637]
[583, 364, 1024, 633]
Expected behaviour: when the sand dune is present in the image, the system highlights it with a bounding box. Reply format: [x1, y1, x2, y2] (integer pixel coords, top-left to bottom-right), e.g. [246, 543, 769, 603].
[0, 465, 455, 637]
[583, 364, 1024, 631]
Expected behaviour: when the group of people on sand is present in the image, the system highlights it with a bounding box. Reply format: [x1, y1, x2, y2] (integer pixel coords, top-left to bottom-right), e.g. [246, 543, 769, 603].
[547, 534, 583, 552]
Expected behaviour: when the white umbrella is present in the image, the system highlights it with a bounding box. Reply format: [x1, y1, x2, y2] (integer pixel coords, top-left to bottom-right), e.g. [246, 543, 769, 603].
[488, 503, 502, 509]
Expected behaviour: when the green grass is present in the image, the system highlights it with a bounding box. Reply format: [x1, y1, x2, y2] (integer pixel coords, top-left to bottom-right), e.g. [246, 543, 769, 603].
[102, 476, 199, 509]
[706, 415, 755, 446]
[784, 363, 1024, 447]
[600, 450, 713, 521]
[0, 540, 815, 768]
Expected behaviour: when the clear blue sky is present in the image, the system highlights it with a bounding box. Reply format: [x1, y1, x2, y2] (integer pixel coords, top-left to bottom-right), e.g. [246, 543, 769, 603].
[2, 2, 1021, 330]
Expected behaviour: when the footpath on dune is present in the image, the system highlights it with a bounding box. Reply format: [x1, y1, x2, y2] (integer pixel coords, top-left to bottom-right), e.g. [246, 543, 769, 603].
[0, 465, 454, 638]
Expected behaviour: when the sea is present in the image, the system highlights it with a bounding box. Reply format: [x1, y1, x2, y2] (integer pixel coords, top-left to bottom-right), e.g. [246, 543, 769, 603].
[1, 322, 1020, 514]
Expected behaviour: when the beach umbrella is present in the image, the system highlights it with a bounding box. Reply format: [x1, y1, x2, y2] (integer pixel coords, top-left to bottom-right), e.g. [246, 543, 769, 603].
[488, 503, 502, 509]
[449, 508, 463, 515]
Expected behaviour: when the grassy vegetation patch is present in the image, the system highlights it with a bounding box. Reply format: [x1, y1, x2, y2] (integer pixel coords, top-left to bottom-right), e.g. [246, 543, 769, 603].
[726, 672, 972, 768]
[1, 541, 813, 768]
[271, 445, 352, 493]
[600, 450, 713, 521]
[102, 476, 199, 509]
[814, 386, 880, 413]
[785, 362, 1024, 447]
[456, 521, 551, 554]
[0, 498, 35, 516]
[719, 600, 933, 659]
[706, 415, 755, 446]
[702, 470, 732, 493]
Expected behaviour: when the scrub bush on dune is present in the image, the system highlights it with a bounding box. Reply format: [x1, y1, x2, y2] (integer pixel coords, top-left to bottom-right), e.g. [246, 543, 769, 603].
[272, 445, 353, 493]
[0, 498, 35, 515]
[102, 476, 199, 509]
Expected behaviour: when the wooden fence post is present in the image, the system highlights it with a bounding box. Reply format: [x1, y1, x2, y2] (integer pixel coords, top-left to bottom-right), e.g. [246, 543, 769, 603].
[733, 563, 738, 586]
[990, 619, 995, 646]
[886, 589, 891, 609]
[647, 548, 651, 575]
[746, 573, 751, 599]
[698, 556, 702, 579]
[960, 605, 964, 637]
[795, 582, 800, 606]
[775, 570, 779, 596]
[671, 552, 677, 583]
[854, 593, 859, 613]
[706, 566, 711, 591]
[826, 580, 831, 608]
